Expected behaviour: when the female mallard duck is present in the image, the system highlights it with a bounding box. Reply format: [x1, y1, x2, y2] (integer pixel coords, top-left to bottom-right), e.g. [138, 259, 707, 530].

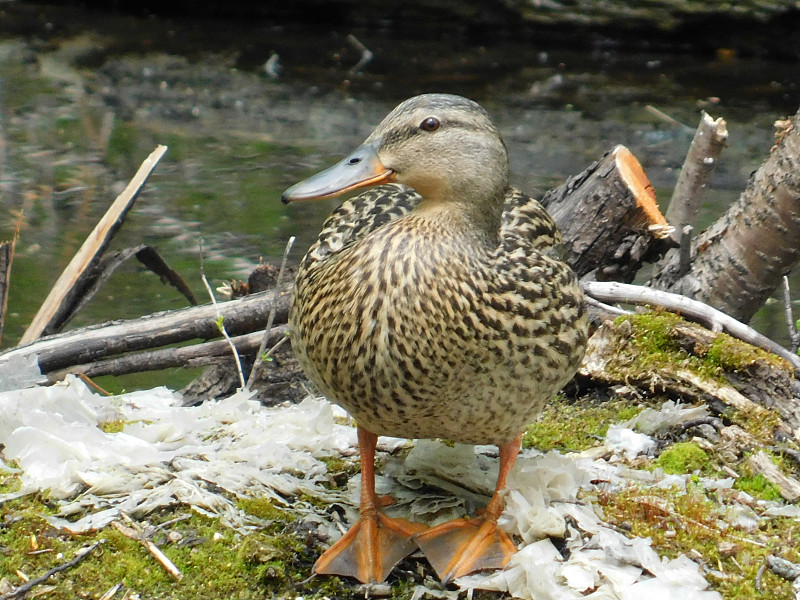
[282, 94, 587, 585]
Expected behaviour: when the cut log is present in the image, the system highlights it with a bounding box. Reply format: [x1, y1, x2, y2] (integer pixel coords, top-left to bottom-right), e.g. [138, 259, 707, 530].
[19, 145, 168, 345]
[540, 144, 671, 282]
[0, 284, 292, 374]
[651, 108, 800, 322]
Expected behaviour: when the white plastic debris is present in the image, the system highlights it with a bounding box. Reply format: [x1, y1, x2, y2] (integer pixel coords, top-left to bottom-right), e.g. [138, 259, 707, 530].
[605, 425, 657, 460]
[0, 376, 724, 600]
[0, 352, 47, 391]
[623, 400, 709, 435]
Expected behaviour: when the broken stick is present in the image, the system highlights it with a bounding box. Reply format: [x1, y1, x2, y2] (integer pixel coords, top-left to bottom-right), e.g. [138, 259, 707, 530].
[19, 145, 168, 345]
[112, 515, 183, 581]
[665, 111, 728, 244]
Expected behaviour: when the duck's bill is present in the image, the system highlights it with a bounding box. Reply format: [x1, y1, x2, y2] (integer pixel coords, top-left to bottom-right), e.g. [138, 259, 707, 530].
[281, 141, 395, 203]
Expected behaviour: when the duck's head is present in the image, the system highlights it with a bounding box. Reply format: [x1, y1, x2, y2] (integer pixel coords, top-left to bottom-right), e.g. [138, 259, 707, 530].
[282, 94, 510, 225]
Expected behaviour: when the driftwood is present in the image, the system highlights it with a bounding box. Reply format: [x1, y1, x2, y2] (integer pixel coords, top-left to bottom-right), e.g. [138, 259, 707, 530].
[541, 144, 671, 282]
[652, 107, 800, 322]
[0, 285, 291, 374]
[19, 146, 169, 344]
[50, 326, 287, 381]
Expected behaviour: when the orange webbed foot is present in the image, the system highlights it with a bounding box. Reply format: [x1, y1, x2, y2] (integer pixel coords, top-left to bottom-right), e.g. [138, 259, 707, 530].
[314, 510, 427, 584]
[413, 515, 516, 585]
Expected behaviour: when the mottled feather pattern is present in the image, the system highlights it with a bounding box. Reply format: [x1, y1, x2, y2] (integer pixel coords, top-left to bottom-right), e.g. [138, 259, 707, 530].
[303, 184, 420, 266]
[291, 184, 587, 446]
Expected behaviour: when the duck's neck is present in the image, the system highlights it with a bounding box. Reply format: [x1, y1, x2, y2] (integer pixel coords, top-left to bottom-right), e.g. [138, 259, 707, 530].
[416, 188, 505, 247]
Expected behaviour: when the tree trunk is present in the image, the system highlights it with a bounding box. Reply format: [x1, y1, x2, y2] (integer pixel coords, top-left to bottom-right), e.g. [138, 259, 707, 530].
[651, 109, 800, 322]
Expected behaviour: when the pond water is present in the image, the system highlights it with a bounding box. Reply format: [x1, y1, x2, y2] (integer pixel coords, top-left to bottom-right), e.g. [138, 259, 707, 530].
[1, 4, 799, 389]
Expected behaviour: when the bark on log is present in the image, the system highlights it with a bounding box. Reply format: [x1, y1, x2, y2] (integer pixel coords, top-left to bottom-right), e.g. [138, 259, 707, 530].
[651, 109, 800, 322]
[541, 144, 671, 282]
[0, 284, 292, 374]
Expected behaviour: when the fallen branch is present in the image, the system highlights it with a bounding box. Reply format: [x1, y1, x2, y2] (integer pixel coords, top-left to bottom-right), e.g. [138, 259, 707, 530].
[58, 245, 196, 329]
[0, 284, 292, 374]
[20, 145, 168, 344]
[0, 541, 104, 600]
[50, 326, 288, 380]
[582, 280, 800, 372]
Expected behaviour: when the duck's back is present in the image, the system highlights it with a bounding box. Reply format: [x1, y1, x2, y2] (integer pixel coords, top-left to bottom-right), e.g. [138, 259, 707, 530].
[290, 184, 587, 445]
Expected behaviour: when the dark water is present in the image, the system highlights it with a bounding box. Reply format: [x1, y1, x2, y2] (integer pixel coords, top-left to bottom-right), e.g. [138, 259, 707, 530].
[1, 4, 799, 388]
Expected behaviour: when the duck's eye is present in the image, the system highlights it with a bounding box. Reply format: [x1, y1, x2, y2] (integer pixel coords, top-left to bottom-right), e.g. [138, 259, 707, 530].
[419, 117, 440, 132]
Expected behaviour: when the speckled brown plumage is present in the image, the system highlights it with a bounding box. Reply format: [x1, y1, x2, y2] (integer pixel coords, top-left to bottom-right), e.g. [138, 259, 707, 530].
[283, 94, 588, 583]
[291, 181, 585, 445]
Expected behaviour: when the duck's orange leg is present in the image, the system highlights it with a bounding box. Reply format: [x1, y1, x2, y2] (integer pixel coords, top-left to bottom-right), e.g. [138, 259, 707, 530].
[314, 427, 427, 583]
[414, 433, 521, 585]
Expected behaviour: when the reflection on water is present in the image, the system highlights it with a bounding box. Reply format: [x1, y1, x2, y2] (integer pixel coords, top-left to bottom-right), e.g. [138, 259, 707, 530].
[0, 4, 798, 377]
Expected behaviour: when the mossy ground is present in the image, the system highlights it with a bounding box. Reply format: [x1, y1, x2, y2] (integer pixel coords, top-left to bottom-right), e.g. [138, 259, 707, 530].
[595, 482, 799, 599]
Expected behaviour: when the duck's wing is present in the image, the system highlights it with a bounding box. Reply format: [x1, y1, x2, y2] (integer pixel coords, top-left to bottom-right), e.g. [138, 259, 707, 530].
[300, 183, 421, 268]
[500, 187, 565, 258]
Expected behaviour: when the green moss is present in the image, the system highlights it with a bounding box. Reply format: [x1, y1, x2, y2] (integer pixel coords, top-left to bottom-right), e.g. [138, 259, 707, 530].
[98, 420, 127, 434]
[655, 442, 712, 475]
[727, 405, 782, 446]
[616, 312, 723, 382]
[596, 483, 797, 599]
[236, 496, 294, 522]
[523, 395, 644, 452]
[0, 491, 335, 600]
[705, 332, 789, 373]
[734, 473, 784, 502]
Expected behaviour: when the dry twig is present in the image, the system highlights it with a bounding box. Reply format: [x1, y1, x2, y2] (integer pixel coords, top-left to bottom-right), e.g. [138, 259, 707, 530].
[247, 236, 295, 390]
[0, 541, 104, 600]
[112, 514, 183, 581]
[666, 111, 728, 244]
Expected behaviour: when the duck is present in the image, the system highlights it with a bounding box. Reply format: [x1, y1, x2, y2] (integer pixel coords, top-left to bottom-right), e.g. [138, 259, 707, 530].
[282, 93, 588, 585]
